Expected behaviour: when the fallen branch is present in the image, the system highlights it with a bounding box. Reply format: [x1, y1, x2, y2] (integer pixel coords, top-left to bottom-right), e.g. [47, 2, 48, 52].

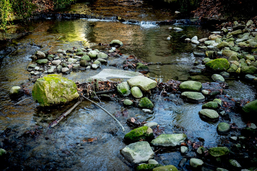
[49, 100, 82, 128]
[81, 94, 125, 132]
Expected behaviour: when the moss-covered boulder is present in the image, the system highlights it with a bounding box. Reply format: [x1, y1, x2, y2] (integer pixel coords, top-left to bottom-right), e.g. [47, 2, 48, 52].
[209, 147, 230, 157]
[139, 97, 154, 109]
[136, 164, 162, 171]
[205, 58, 230, 71]
[242, 99, 257, 114]
[179, 81, 202, 91]
[32, 74, 79, 107]
[124, 126, 154, 142]
[153, 165, 178, 171]
[151, 134, 187, 147]
[117, 82, 131, 96]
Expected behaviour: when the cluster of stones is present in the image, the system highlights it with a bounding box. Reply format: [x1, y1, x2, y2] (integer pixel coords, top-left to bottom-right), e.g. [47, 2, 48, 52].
[27, 40, 123, 76]
[117, 76, 157, 109]
[187, 20, 257, 82]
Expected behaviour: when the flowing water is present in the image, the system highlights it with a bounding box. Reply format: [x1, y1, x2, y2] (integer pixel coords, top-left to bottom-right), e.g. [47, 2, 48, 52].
[0, 1, 256, 170]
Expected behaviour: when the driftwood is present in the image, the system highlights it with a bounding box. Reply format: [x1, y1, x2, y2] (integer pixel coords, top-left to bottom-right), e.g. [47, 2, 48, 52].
[49, 100, 82, 128]
[81, 94, 125, 132]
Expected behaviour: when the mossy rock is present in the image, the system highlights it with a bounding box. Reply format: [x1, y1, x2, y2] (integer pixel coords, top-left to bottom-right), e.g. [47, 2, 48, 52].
[222, 50, 238, 61]
[139, 97, 154, 109]
[179, 81, 202, 91]
[124, 126, 153, 142]
[117, 82, 131, 96]
[205, 58, 230, 71]
[209, 147, 230, 157]
[81, 55, 91, 61]
[217, 41, 230, 49]
[32, 74, 79, 107]
[227, 64, 238, 73]
[136, 63, 149, 73]
[124, 99, 133, 106]
[242, 66, 257, 74]
[242, 99, 257, 114]
[202, 101, 219, 109]
[36, 59, 48, 64]
[153, 165, 178, 171]
[217, 122, 230, 134]
[136, 164, 162, 171]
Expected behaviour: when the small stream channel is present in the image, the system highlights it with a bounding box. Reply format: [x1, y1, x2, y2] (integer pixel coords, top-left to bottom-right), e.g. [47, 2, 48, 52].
[0, 1, 257, 170]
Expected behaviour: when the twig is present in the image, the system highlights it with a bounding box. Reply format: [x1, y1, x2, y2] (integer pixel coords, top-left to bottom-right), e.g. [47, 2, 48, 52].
[49, 100, 82, 128]
[81, 94, 125, 132]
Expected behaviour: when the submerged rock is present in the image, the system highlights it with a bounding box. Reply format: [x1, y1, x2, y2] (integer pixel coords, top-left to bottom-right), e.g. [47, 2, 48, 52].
[127, 76, 157, 91]
[151, 134, 187, 147]
[121, 141, 154, 164]
[32, 74, 79, 107]
[124, 126, 153, 142]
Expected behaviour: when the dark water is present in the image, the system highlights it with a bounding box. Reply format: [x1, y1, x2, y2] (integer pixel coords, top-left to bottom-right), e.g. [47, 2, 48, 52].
[0, 2, 256, 170]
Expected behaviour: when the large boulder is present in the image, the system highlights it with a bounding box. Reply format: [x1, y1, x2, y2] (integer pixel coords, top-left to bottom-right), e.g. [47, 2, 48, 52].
[242, 99, 257, 114]
[32, 74, 79, 107]
[121, 141, 154, 164]
[205, 58, 230, 71]
[209, 147, 230, 157]
[179, 81, 202, 91]
[151, 134, 187, 147]
[124, 126, 153, 142]
[127, 76, 157, 91]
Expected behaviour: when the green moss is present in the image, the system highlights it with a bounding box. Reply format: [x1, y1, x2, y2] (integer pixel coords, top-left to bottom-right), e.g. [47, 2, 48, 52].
[136, 164, 162, 171]
[202, 101, 219, 109]
[242, 100, 257, 114]
[209, 147, 230, 157]
[205, 58, 230, 71]
[124, 126, 153, 142]
[139, 97, 154, 109]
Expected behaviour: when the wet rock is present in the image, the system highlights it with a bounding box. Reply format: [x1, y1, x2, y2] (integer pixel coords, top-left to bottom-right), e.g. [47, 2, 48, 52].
[181, 146, 188, 154]
[139, 97, 154, 109]
[212, 74, 225, 83]
[72, 64, 80, 70]
[229, 159, 241, 168]
[62, 67, 69, 73]
[204, 40, 216, 46]
[209, 147, 230, 157]
[242, 66, 257, 74]
[124, 99, 133, 106]
[148, 159, 159, 165]
[153, 165, 178, 171]
[222, 50, 238, 61]
[121, 141, 154, 164]
[203, 58, 212, 64]
[68, 58, 77, 64]
[213, 99, 222, 106]
[36, 51, 46, 59]
[202, 101, 219, 109]
[81, 55, 91, 61]
[131, 86, 143, 98]
[220, 71, 230, 78]
[47, 65, 56, 74]
[88, 50, 98, 58]
[28, 64, 37, 68]
[190, 158, 204, 168]
[228, 29, 242, 36]
[205, 58, 230, 71]
[57, 65, 62, 73]
[199, 109, 219, 122]
[191, 36, 199, 44]
[124, 126, 153, 142]
[151, 134, 187, 147]
[117, 82, 131, 96]
[181, 91, 205, 103]
[205, 51, 217, 58]
[199, 38, 208, 42]
[10, 86, 22, 95]
[242, 99, 257, 115]
[32, 74, 79, 106]
[217, 122, 230, 134]
[179, 81, 202, 91]
[193, 51, 205, 57]
[80, 60, 89, 67]
[217, 41, 230, 49]
[127, 76, 157, 91]
[91, 64, 99, 69]
[98, 52, 108, 59]
[136, 164, 162, 171]
[142, 109, 154, 114]
[0, 148, 7, 156]
[36, 59, 48, 64]
[144, 122, 158, 128]
[110, 39, 123, 47]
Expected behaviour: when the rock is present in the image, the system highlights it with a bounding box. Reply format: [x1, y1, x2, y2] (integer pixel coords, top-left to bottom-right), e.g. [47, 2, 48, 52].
[136, 63, 149, 73]
[199, 109, 219, 122]
[191, 40, 200, 44]
[124, 126, 153, 142]
[10, 86, 22, 95]
[216, 168, 229, 171]
[181, 91, 205, 103]
[136, 164, 162, 171]
[151, 134, 187, 147]
[205, 58, 230, 71]
[127, 76, 157, 91]
[36, 51, 46, 59]
[203, 58, 211, 64]
[80, 60, 89, 67]
[91, 64, 99, 69]
[144, 122, 158, 128]
[246, 54, 255, 61]
[124, 99, 133, 106]
[28, 64, 37, 68]
[148, 159, 159, 165]
[72, 64, 80, 70]
[52, 60, 61, 65]
[93, 60, 101, 65]
[47, 65, 56, 74]
[217, 41, 230, 49]
[153, 165, 178, 171]
[131, 86, 143, 98]
[81, 55, 91, 61]
[68, 58, 77, 64]
[204, 40, 216, 46]
[191, 36, 198, 42]
[228, 29, 242, 36]
[181, 146, 188, 154]
[242, 66, 257, 74]
[190, 158, 204, 168]
[213, 99, 222, 106]
[36, 59, 48, 64]
[139, 97, 154, 109]
[202, 101, 219, 109]
[220, 71, 230, 78]
[0, 148, 7, 156]
[142, 109, 154, 114]
[88, 50, 98, 58]
[121, 141, 154, 164]
[62, 67, 69, 73]
[227, 64, 238, 73]
[205, 51, 216, 58]
[57, 65, 62, 73]
[229, 159, 241, 168]
[222, 50, 238, 61]
[110, 40, 123, 47]
[98, 52, 108, 59]
[199, 38, 208, 42]
[242, 99, 257, 114]
[209, 147, 230, 157]
[217, 122, 230, 134]
[211, 74, 225, 83]
[193, 51, 205, 57]
[32, 74, 79, 106]
[117, 82, 131, 96]
[179, 81, 202, 91]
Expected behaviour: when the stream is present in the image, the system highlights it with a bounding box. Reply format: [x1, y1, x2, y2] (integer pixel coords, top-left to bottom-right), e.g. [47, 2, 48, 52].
[0, 1, 257, 171]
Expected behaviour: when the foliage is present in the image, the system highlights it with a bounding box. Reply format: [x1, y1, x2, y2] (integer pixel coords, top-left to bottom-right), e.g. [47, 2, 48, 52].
[0, 0, 12, 30]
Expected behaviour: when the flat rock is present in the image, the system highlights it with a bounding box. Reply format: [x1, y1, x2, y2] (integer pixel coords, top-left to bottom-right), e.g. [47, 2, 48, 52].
[127, 76, 157, 91]
[181, 91, 205, 103]
[199, 109, 219, 122]
[179, 81, 202, 91]
[151, 134, 187, 147]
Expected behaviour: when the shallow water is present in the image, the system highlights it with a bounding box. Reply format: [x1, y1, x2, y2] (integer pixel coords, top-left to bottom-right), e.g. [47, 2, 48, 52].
[0, 2, 256, 170]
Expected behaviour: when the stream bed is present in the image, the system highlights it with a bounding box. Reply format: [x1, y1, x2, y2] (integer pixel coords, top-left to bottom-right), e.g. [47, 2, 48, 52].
[0, 1, 257, 171]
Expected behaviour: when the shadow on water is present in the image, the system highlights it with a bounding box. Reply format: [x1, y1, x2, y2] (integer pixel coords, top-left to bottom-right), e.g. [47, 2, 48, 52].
[0, 6, 256, 170]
